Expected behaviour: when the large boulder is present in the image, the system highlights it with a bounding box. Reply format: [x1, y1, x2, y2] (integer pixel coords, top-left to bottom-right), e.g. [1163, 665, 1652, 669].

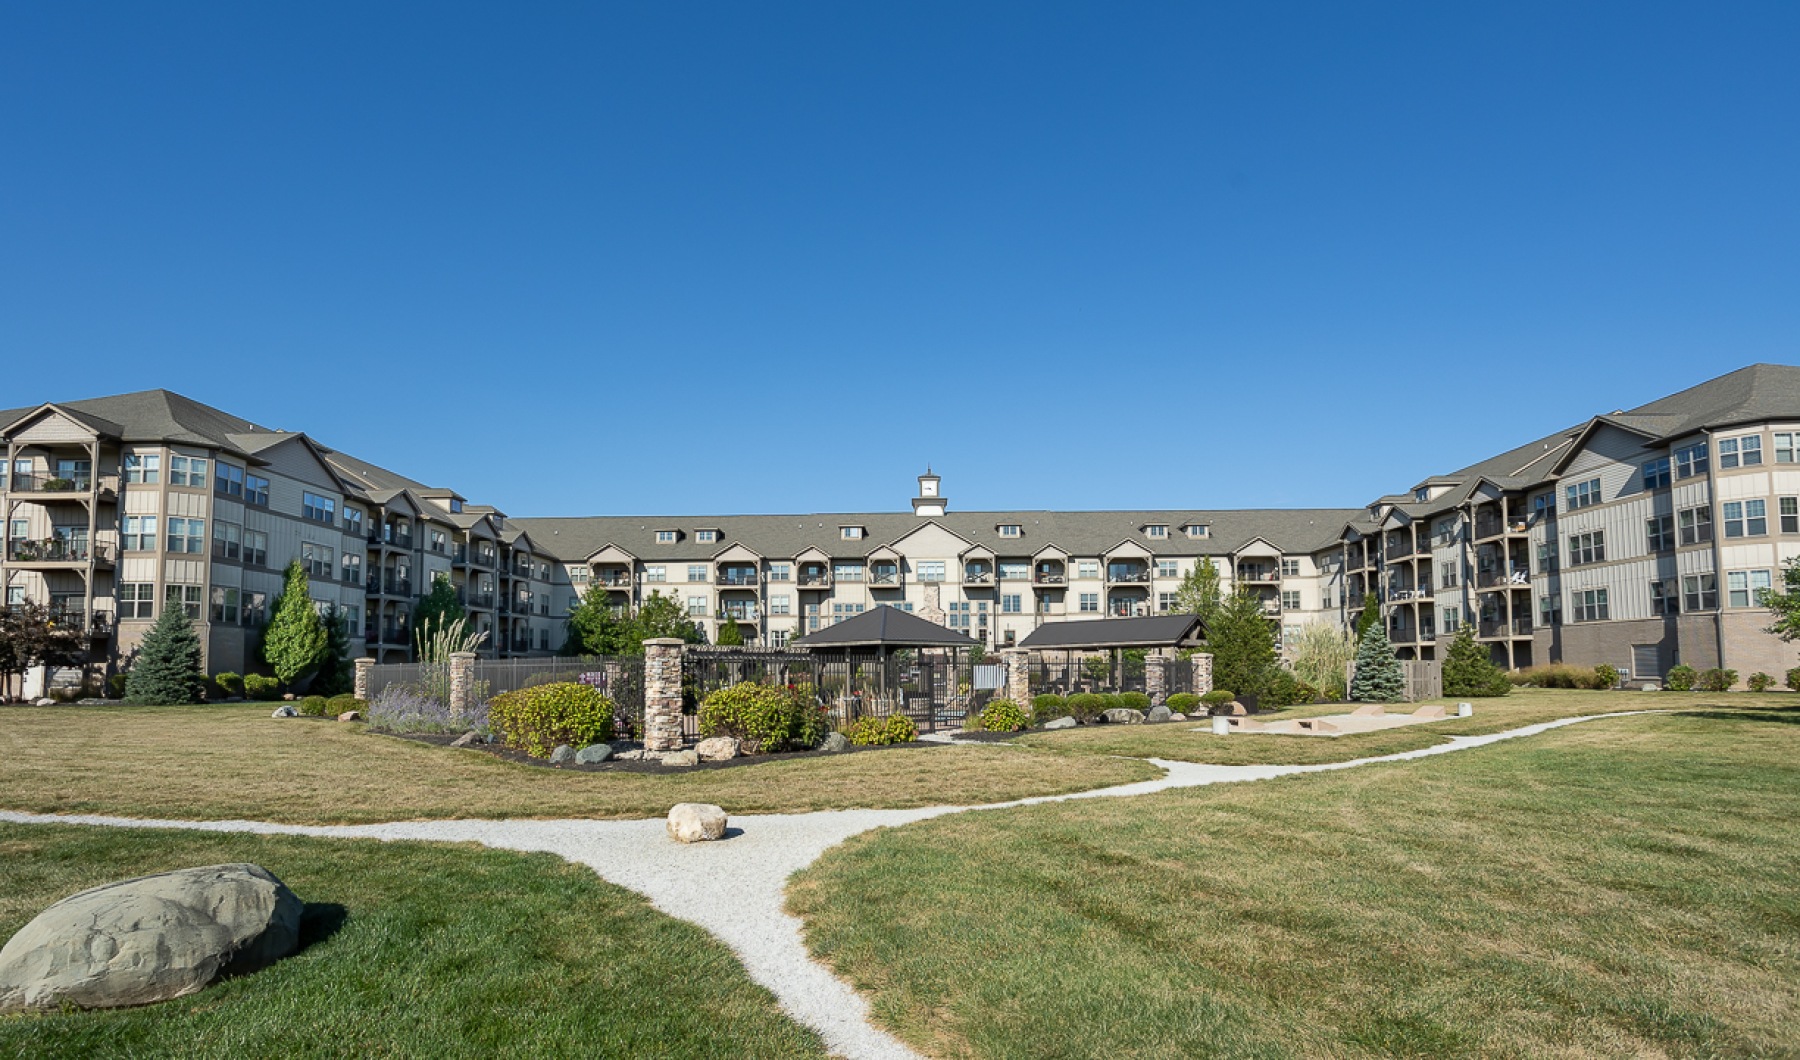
[549, 744, 575, 764]
[694, 736, 741, 762]
[1146, 705, 1172, 723]
[667, 803, 728, 843]
[818, 732, 851, 753]
[661, 750, 700, 767]
[1100, 708, 1146, 725]
[574, 743, 613, 765]
[0, 864, 301, 1013]
[1042, 716, 1077, 730]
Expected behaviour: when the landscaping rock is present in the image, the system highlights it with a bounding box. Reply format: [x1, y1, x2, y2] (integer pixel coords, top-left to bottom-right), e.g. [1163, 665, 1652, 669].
[335, 710, 362, 722]
[1100, 708, 1145, 725]
[270, 706, 298, 718]
[661, 750, 700, 767]
[450, 731, 482, 748]
[33, 698, 54, 707]
[1642, 683, 1657, 693]
[819, 732, 851, 752]
[0, 863, 301, 1013]
[1043, 716, 1076, 730]
[666, 803, 728, 843]
[1147, 706, 1172, 723]
[1169, 713, 1187, 721]
[282, 694, 296, 702]
[549, 744, 575, 764]
[574, 743, 613, 765]
[614, 749, 648, 761]
[695, 736, 741, 761]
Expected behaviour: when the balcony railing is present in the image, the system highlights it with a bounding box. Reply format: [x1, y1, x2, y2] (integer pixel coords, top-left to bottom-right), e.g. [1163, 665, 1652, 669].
[594, 572, 633, 588]
[47, 606, 113, 636]
[6, 539, 113, 563]
[1476, 569, 1531, 590]
[364, 624, 411, 645]
[1033, 571, 1066, 585]
[467, 591, 496, 609]
[1107, 569, 1151, 584]
[9, 472, 104, 494]
[797, 572, 833, 588]
[1478, 617, 1535, 638]
[721, 609, 759, 622]
[715, 571, 760, 587]
[452, 546, 469, 565]
[869, 571, 902, 587]
[472, 551, 497, 569]
[1236, 571, 1279, 583]
[963, 569, 994, 584]
[365, 574, 412, 597]
[1386, 585, 1434, 601]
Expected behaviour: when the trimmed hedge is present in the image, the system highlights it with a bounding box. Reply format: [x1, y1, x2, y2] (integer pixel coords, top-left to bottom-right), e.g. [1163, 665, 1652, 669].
[846, 713, 918, 746]
[1116, 692, 1151, 712]
[1064, 693, 1104, 722]
[244, 674, 282, 701]
[1664, 664, 1697, 691]
[1030, 694, 1067, 725]
[698, 683, 828, 754]
[298, 696, 329, 717]
[977, 699, 1029, 733]
[1165, 692, 1200, 714]
[489, 682, 617, 759]
[1201, 690, 1235, 708]
[212, 672, 244, 699]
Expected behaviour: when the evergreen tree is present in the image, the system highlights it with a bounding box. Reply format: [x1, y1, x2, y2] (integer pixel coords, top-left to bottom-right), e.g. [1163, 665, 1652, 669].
[715, 617, 745, 646]
[1208, 588, 1278, 701]
[1442, 625, 1510, 697]
[1355, 595, 1382, 642]
[312, 604, 356, 696]
[1349, 621, 1407, 702]
[263, 559, 327, 688]
[413, 573, 465, 635]
[124, 604, 206, 705]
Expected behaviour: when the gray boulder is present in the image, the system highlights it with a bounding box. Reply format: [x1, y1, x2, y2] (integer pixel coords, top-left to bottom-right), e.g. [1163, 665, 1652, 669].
[1100, 708, 1146, 725]
[0, 863, 301, 1013]
[271, 705, 298, 718]
[549, 744, 575, 764]
[1147, 706, 1172, 723]
[667, 803, 728, 843]
[694, 736, 740, 761]
[661, 750, 700, 767]
[819, 732, 851, 752]
[450, 731, 482, 748]
[1042, 716, 1077, 730]
[574, 743, 613, 765]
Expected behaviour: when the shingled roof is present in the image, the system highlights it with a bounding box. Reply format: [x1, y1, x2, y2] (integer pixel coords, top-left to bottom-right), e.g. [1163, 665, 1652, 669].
[791, 605, 979, 649]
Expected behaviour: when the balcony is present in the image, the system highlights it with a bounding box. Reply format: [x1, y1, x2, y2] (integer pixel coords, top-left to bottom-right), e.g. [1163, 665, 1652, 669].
[1478, 617, 1534, 639]
[365, 623, 411, 646]
[472, 550, 498, 569]
[1235, 569, 1279, 583]
[1385, 539, 1421, 560]
[1473, 516, 1530, 542]
[365, 574, 412, 598]
[1107, 568, 1151, 584]
[720, 607, 759, 623]
[1389, 626, 1418, 645]
[373, 528, 414, 550]
[1032, 568, 1066, 586]
[48, 607, 113, 637]
[6, 539, 114, 565]
[509, 636, 532, 654]
[593, 571, 633, 588]
[715, 569, 760, 588]
[797, 570, 834, 589]
[963, 567, 994, 586]
[1475, 568, 1531, 591]
[466, 591, 496, 609]
[452, 545, 469, 567]
[1386, 584, 1433, 601]
[8, 472, 113, 497]
[869, 569, 903, 588]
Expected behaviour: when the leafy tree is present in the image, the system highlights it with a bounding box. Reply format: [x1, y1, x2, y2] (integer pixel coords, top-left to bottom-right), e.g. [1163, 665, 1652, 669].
[1209, 588, 1279, 702]
[563, 589, 702, 656]
[263, 559, 327, 688]
[1290, 622, 1356, 701]
[413, 573, 465, 635]
[311, 604, 357, 697]
[1173, 559, 1224, 637]
[1764, 557, 1800, 643]
[0, 602, 88, 702]
[715, 616, 745, 646]
[1355, 595, 1382, 642]
[124, 604, 206, 705]
[1349, 621, 1406, 702]
[635, 593, 704, 644]
[1442, 626, 1510, 697]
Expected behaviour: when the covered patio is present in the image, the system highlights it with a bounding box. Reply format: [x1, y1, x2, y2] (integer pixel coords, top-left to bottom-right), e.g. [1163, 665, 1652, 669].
[792, 605, 992, 730]
[1016, 614, 1207, 699]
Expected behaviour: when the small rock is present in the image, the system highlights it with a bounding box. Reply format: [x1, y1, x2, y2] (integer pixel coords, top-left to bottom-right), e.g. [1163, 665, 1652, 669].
[661, 750, 700, 767]
[450, 731, 481, 748]
[1642, 683, 1657, 692]
[282, 694, 296, 702]
[1043, 716, 1076, 730]
[1146, 706, 1172, 723]
[33, 698, 55, 707]
[270, 706, 298, 718]
[549, 744, 575, 764]
[1169, 712, 1187, 721]
[335, 710, 362, 722]
[819, 732, 851, 752]
[695, 736, 740, 761]
[615, 749, 647, 761]
[1100, 708, 1146, 725]
[574, 743, 613, 764]
[666, 803, 728, 843]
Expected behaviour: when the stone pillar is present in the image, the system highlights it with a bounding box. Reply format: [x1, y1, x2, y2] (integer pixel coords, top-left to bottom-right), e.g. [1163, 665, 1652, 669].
[643, 638, 686, 752]
[354, 657, 374, 701]
[1191, 652, 1214, 696]
[1001, 648, 1031, 706]
[449, 651, 476, 720]
[1146, 654, 1167, 706]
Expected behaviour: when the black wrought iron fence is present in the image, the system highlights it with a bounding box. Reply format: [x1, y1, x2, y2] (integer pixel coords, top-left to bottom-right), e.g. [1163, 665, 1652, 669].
[683, 648, 1000, 734]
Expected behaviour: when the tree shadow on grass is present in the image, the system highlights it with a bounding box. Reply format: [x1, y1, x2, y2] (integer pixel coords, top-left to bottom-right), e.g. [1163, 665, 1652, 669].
[1673, 706, 1800, 726]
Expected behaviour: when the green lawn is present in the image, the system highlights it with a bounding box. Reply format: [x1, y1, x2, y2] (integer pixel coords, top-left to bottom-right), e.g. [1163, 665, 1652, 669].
[0, 824, 824, 1058]
[790, 702, 1800, 1058]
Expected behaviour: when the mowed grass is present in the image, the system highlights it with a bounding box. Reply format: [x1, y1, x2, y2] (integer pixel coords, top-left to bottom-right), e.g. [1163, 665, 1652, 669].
[0, 824, 823, 1058]
[791, 705, 1800, 1058]
[0, 704, 1156, 824]
[1014, 687, 1800, 766]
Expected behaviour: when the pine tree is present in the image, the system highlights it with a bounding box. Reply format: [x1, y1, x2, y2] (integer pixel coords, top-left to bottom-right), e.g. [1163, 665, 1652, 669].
[1442, 625, 1510, 697]
[1355, 595, 1382, 642]
[311, 604, 356, 696]
[263, 559, 327, 688]
[124, 603, 207, 705]
[1208, 588, 1278, 701]
[715, 617, 745, 646]
[413, 573, 465, 635]
[1350, 621, 1406, 702]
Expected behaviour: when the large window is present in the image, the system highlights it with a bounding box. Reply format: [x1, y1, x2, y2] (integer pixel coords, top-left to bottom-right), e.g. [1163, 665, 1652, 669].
[1571, 588, 1609, 623]
[1003, 594, 1022, 613]
[1674, 442, 1709, 479]
[1565, 478, 1602, 510]
[687, 565, 707, 582]
[341, 552, 362, 584]
[1539, 594, 1561, 627]
[1076, 561, 1099, 580]
[769, 595, 790, 615]
[1281, 590, 1302, 610]
[1783, 497, 1800, 534]
[302, 492, 336, 524]
[212, 521, 241, 561]
[1727, 570, 1773, 608]
[123, 515, 157, 552]
[1645, 514, 1674, 552]
[833, 563, 863, 582]
[1079, 592, 1099, 613]
[215, 463, 244, 497]
[767, 563, 790, 582]
[643, 565, 665, 582]
[1156, 559, 1179, 579]
[119, 583, 155, 619]
[168, 455, 208, 487]
[1719, 435, 1763, 468]
[124, 453, 159, 484]
[917, 561, 945, 582]
[211, 587, 240, 624]
[1678, 506, 1712, 545]
[243, 530, 268, 567]
[301, 542, 334, 579]
[999, 561, 1029, 581]
[1682, 574, 1718, 612]
[164, 584, 202, 619]
[1535, 541, 1558, 574]
[166, 517, 204, 553]
[686, 596, 707, 616]
[1568, 531, 1605, 566]
[1650, 580, 1678, 616]
[245, 474, 270, 507]
[1777, 433, 1800, 464]
[1641, 458, 1671, 490]
[1723, 499, 1767, 537]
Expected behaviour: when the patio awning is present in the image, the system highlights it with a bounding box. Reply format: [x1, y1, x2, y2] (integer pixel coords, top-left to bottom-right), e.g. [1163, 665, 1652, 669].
[1016, 614, 1206, 651]
[790, 604, 978, 650]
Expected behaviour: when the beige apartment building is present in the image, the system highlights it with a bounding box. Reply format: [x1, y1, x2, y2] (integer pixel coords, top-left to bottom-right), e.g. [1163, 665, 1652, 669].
[4, 364, 1799, 691]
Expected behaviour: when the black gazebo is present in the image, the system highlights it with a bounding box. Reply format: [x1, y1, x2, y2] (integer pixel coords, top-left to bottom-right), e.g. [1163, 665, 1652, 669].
[791, 605, 985, 728]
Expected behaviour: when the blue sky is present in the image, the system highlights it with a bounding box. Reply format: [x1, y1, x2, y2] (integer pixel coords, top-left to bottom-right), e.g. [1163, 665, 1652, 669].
[4, 3, 1796, 517]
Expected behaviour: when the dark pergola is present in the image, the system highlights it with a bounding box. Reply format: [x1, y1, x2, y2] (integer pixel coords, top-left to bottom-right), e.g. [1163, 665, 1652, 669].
[791, 604, 981, 705]
[1017, 614, 1206, 694]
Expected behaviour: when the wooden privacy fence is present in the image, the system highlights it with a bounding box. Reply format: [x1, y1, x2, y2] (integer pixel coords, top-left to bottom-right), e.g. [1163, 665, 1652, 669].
[1344, 659, 1443, 702]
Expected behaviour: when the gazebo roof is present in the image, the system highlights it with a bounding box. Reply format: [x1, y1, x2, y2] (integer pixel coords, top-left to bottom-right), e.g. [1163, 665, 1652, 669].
[791, 605, 978, 650]
[1017, 614, 1206, 650]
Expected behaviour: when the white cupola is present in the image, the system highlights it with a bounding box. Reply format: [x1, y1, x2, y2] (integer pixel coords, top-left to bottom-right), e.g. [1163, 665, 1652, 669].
[912, 468, 946, 517]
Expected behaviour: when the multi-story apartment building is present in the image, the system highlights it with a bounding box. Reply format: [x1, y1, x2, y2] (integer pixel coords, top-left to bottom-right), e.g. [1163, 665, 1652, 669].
[4, 363, 1798, 691]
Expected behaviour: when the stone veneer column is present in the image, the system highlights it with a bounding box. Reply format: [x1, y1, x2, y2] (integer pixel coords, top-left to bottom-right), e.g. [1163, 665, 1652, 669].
[1145, 654, 1167, 706]
[1191, 652, 1214, 696]
[643, 638, 687, 751]
[1001, 648, 1031, 707]
[354, 657, 374, 701]
[449, 651, 476, 720]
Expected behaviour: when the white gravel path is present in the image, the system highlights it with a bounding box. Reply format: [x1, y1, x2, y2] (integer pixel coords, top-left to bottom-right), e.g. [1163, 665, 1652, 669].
[0, 710, 1658, 1059]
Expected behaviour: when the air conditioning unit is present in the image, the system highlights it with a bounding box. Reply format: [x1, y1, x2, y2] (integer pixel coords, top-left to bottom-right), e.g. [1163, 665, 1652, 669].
[1134, 605, 1147, 617]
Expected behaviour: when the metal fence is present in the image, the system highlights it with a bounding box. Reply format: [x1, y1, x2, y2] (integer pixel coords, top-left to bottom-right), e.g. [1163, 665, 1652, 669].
[364, 662, 423, 700]
[1025, 650, 1167, 696]
[684, 647, 1002, 735]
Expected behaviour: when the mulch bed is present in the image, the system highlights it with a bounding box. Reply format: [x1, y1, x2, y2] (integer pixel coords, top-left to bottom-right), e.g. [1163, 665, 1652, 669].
[385, 731, 940, 774]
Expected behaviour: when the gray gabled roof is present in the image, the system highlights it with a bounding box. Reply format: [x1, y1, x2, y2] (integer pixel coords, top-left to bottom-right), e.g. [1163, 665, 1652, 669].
[790, 605, 978, 649]
[1017, 613, 1206, 650]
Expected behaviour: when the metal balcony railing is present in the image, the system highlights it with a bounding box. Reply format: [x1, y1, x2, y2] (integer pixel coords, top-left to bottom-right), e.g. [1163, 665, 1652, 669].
[6, 539, 112, 563]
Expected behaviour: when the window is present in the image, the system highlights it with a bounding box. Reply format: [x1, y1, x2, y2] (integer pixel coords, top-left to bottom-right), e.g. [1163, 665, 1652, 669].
[243, 530, 268, 567]
[302, 492, 336, 524]
[1281, 558, 1301, 577]
[1441, 607, 1461, 633]
[840, 526, 863, 540]
[1079, 592, 1099, 613]
[643, 565, 666, 582]
[244, 474, 269, 507]
[119, 583, 155, 619]
[688, 564, 707, 582]
[1642, 458, 1671, 490]
[686, 596, 707, 616]
[947, 601, 972, 629]
[1003, 594, 1022, 613]
[769, 595, 790, 615]
[1728, 570, 1773, 608]
[428, 530, 447, 554]
[212, 521, 241, 561]
[211, 587, 240, 624]
[999, 561, 1029, 581]
[1440, 561, 1460, 589]
[832, 602, 865, 624]
[1154, 559, 1178, 579]
[833, 563, 864, 582]
[1783, 497, 1799, 534]
[166, 517, 204, 553]
[124, 453, 160, 484]
[1533, 493, 1556, 518]
[1723, 499, 1767, 537]
[918, 561, 945, 582]
[1650, 580, 1678, 616]
[768, 563, 790, 582]
[302, 542, 334, 579]
[1674, 442, 1709, 479]
[123, 515, 157, 552]
[1076, 560, 1098, 580]
[1281, 590, 1302, 610]
[343, 508, 363, 536]
[1646, 514, 1674, 552]
[6, 518, 24, 542]
[1565, 478, 1602, 510]
[1039, 592, 1061, 613]
[216, 463, 244, 496]
[168, 455, 208, 487]
[570, 567, 590, 583]
[655, 530, 677, 543]
[242, 591, 268, 626]
[164, 583, 202, 619]
[1682, 574, 1718, 611]
[1678, 506, 1713, 545]
[1568, 531, 1605, 566]
[1145, 525, 1167, 539]
[341, 553, 362, 584]
[772, 629, 790, 648]
[1719, 435, 1763, 468]
[696, 530, 718, 543]
[1777, 433, 1799, 464]
[1539, 594, 1561, 627]
[1571, 588, 1609, 622]
[1185, 524, 1209, 538]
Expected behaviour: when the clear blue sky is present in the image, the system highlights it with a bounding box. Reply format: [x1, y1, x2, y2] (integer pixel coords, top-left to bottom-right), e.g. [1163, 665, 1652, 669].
[4, 3, 1796, 517]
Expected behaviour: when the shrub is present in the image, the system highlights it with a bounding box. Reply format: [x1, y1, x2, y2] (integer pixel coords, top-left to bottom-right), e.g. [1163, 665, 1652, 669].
[488, 682, 616, 758]
[1787, 667, 1800, 691]
[977, 699, 1029, 732]
[1748, 671, 1775, 692]
[298, 695, 329, 717]
[328, 694, 365, 713]
[124, 605, 206, 706]
[1063, 693, 1104, 722]
[367, 685, 480, 735]
[1696, 668, 1737, 693]
[1030, 694, 1067, 725]
[698, 682, 826, 754]
[1511, 663, 1604, 690]
[1664, 664, 1697, 692]
[1443, 627, 1511, 697]
[213, 671, 244, 699]
[1293, 681, 1321, 704]
[846, 712, 918, 746]
[243, 674, 281, 700]
[1594, 664, 1620, 690]
[1259, 667, 1306, 709]
[1165, 692, 1200, 714]
[1116, 692, 1150, 712]
[106, 673, 127, 699]
[1200, 690, 1236, 710]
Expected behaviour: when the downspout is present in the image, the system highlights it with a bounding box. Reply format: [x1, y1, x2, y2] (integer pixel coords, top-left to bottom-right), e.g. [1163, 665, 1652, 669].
[1702, 428, 1728, 672]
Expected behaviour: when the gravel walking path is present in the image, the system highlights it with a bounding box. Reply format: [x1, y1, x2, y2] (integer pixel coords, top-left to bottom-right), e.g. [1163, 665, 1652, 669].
[0, 711, 1657, 1059]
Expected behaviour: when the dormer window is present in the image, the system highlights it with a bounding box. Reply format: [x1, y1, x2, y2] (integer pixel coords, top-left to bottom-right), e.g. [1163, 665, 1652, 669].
[1413, 488, 1429, 503]
[1145, 525, 1168, 539]
[655, 530, 678, 544]
[1185, 524, 1209, 539]
[998, 524, 1021, 538]
[450, 499, 463, 513]
[841, 526, 864, 540]
[696, 530, 719, 544]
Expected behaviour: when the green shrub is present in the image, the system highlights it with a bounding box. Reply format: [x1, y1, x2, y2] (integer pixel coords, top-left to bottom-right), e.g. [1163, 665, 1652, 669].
[1512, 663, 1604, 690]
[846, 712, 918, 746]
[698, 682, 826, 754]
[1200, 690, 1236, 710]
[1664, 664, 1697, 691]
[1259, 668, 1306, 709]
[212, 671, 244, 699]
[489, 682, 617, 759]
[1696, 668, 1737, 693]
[244, 674, 282, 701]
[327, 694, 365, 713]
[1063, 693, 1104, 722]
[1747, 671, 1774, 692]
[106, 673, 127, 699]
[977, 699, 1028, 733]
[1115, 692, 1150, 712]
[1787, 667, 1800, 691]
[1593, 664, 1620, 689]
[1165, 692, 1200, 714]
[1030, 694, 1067, 725]
[1443, 628, 1510, 697]
[298, 695, 329, 717]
